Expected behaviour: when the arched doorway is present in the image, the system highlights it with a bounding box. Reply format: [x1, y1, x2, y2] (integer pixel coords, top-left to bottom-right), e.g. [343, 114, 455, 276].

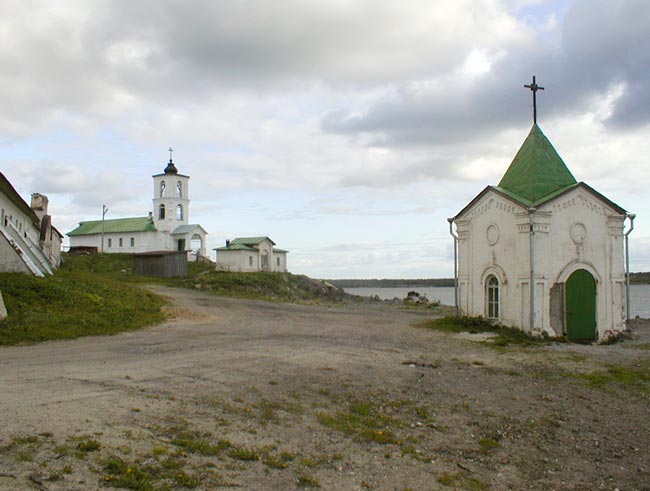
[565, 269, 597, 341]
[190, 234, 203, 259]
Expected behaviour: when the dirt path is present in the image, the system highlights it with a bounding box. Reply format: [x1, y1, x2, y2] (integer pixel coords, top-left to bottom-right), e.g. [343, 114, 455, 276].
[1, 286, 649, 490]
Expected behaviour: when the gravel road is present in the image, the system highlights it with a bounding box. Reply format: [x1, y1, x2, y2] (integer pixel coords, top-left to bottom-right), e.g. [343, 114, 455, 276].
[1, 286, 649, 490]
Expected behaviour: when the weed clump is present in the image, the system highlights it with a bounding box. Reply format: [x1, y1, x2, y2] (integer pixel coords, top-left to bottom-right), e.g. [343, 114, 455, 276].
[419, 315, 562, 346]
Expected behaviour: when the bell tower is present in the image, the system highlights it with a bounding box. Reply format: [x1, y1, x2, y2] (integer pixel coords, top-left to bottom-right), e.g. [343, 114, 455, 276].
[152, 148, 190, 233]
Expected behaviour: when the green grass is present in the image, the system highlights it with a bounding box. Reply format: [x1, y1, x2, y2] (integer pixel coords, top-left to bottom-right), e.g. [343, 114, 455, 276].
[419, 315, 562, 346]
[62, 252, 349, 303]
[102, 455, 157, 491]
[317, 400, 398, 444]
[76, 438, 101, 453]
[575, 362, 650, 396]
[102, 452, 200, 490]
[437, 471, 487, 490]
[0, 271, 166, 345]
[296, 473, 320, 488]
[477, 436, 500, 453]
[170, 431, 232, 456]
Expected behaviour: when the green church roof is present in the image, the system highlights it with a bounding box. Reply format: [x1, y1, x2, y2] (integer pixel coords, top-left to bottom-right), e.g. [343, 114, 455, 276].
[496, 124, 577, 206]
[67, 217, 157, 236]
[214, 243, 256, 251]
[230, 237, 276, 246]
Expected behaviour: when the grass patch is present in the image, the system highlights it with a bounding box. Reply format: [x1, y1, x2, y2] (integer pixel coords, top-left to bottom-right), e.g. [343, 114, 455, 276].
[102, 453, 202, 490]
[171, 431, 232, 456]
[0, 270, 166, 345]
[419, 315, 561, 346]
[102, 455, 156, 491]
[477, 436, 500, 453]
[575, 362, 650, 396]
[437, 471, 487, 490]
[317, 400, 398, 444]
[228, 446, 260, 461]
[77, 438, 102, 453]
[296, 473, 320, 488]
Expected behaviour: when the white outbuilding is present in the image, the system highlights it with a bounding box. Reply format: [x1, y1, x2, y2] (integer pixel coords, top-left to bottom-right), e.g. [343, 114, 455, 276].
[214, 237, 288, 272]
[68, 154, 208, 259]
[450, 124, 633, 342]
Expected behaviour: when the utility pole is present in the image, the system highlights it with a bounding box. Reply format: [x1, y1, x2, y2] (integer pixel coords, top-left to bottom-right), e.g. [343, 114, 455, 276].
[101, 205, 108, 253]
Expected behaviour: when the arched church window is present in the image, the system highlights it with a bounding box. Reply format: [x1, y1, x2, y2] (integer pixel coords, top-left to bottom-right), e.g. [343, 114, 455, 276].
[176, 204, 183, 220]
[159, 204, 166, 219]
[486, 275, 499, 319]
[160, 181, 166, 197]
[177, 181, 182, 198]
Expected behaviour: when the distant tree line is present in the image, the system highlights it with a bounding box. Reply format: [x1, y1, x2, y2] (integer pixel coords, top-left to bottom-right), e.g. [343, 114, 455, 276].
[329, 273, 650, 288]
[326, 278, 455, 288]
[630, 272, 650, 284]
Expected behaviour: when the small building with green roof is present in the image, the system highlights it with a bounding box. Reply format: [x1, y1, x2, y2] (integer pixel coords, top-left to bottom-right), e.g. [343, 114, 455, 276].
[451, 124, 632, 341]
[67, 156, 208, 259]
[214, 236, 288, 272]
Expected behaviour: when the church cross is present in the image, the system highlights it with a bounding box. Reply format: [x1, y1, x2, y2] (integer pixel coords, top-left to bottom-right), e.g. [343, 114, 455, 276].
[168, 147, 174, 162]
[524, 75, 544, 124]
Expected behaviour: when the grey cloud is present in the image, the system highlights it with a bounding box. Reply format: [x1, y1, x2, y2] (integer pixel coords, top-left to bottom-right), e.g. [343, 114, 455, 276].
[322, 0, 650, 147]
[561, 0, 650, 127]
[0, 0, 518, 135]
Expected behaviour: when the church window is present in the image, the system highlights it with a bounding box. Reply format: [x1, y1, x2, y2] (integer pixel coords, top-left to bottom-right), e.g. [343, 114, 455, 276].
[159, 204, 166, 219]
[486, 275, 500, 319]
[177, 181, 182, 198]
[130, 237, 135, 247]
[107, 238, 112, 248]
[119, 238, 123, 247]
[160, 181, 166, 197]
[176, 204, 183, 220]
[249, 256, 253, 266]
[277, 257, 280, 266]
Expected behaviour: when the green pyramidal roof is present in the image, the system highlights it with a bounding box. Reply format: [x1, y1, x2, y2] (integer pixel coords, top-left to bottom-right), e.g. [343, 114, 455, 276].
[496, 124, 577, 205]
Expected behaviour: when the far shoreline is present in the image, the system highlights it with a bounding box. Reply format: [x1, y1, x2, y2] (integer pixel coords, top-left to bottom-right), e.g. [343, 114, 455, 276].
[327, 272, 650, 289]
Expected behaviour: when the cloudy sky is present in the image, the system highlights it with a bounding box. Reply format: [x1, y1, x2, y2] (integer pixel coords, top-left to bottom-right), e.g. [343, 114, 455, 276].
[1, 0, 649, 278]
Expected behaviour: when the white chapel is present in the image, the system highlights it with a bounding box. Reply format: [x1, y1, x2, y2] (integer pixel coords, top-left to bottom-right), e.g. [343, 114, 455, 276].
[450, 81, 633, 341]
[68, 153, 207, 258]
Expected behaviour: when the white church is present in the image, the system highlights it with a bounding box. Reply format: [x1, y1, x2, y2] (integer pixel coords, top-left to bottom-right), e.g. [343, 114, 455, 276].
[450, 80, 633, 341]
[68, 153, 207, 258]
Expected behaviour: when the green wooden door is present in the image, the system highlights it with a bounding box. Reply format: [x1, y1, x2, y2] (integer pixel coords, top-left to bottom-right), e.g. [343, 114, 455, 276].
[565, 269, 597, 341]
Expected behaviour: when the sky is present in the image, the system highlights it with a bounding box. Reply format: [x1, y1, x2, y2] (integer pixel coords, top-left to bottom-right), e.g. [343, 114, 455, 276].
[1, 0, 649, 279]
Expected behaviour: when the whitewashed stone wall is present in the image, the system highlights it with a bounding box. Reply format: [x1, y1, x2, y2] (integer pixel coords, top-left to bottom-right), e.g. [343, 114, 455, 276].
[456, 186, 626, 339]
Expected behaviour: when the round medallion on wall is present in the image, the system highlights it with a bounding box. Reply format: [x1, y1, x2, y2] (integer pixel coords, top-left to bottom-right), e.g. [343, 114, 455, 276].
[570, 223, 587, 244]
[486, 223, 500, 245]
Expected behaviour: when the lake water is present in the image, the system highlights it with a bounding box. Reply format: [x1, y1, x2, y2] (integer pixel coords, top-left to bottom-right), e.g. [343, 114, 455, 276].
[344, 284, 650, 319]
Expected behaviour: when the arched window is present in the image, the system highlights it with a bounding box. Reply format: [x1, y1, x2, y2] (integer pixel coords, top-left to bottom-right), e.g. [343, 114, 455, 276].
[486, 275, 499, 319]
[158, 204, 166, 219]
[177, 181, 182, 198]
[160, 180, 166, 197]
[176, 204, 183, 220]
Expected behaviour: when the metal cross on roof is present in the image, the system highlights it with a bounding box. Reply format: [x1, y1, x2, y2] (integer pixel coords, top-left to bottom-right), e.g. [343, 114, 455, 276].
[168, 147, 174, 162]
[524, 75, 544, 124]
